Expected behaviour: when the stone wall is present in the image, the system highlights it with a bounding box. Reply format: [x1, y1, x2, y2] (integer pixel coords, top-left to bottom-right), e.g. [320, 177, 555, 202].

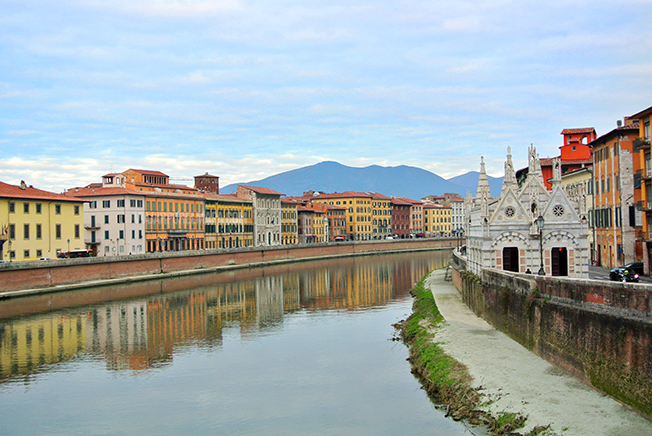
[449, 251, 652, 416]
[0, 239, 455, 295]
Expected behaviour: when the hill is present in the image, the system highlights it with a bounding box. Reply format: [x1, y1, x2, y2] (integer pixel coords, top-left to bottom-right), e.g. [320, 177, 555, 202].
[220, 161, 503, 200]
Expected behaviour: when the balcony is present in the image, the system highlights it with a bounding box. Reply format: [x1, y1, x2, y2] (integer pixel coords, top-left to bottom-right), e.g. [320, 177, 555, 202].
[634, 137, 651, 150]
[637, 200, 652, 211]
[636, 168, 652, 180]
[84, 239, 100, 245]
[84, 224, 101, 230]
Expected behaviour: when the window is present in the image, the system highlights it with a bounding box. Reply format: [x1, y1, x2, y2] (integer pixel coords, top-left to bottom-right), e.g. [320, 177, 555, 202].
[24, 250, 30, 259]
[119, 230, 124, 239]
[36, 224, 42, 239]
[105, 230, 110, 239]
[75, 224, 80, 239]
[55, 204, 61, 214]
[23, 224, 30, 240]
[117, 215, 125, 223]
[89, 201, 97, 209]
[36, 203, 42, 214]
[104, 215, 109, 224]
[9, 224, 15, 239]
[36, 249, 42, 257]
[8, 202, 15, 213]
[24, 203, 30, 214]
[117, 199, 125, 207]
[103, 200, 110, 208]
[74, 205, 80, 215]
[55, 224, 61, 239]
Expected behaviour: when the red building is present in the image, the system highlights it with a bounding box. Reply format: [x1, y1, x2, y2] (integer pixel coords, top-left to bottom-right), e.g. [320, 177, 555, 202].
[539, 128, 596, 190]
[391, 197, 412, 238]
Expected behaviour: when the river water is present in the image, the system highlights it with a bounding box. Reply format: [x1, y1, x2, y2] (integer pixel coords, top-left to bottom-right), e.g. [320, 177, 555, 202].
[0, 250, 479, 436]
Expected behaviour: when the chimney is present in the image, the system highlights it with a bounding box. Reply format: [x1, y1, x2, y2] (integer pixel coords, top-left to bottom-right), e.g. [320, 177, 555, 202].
[19, 180, 27, 190]
[617, 120, 622, 128]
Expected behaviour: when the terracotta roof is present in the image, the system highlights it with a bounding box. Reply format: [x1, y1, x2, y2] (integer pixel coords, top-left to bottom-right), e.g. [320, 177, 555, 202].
[132, 182, 197, 191]
[127, 169, 168, 176]
[240, 185, 285, 196]
[314, 191, 372, 199]
[64, 187, 138, 197]
[0, 181, 83, 202]
[392, 197, 418, 205]
[540, 158, 592, 165]
[560, 128, 596, 135]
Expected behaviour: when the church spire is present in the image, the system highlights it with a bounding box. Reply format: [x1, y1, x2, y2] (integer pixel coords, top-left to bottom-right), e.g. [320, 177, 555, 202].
[476, 156, 492, 201]
[501, 146, 517, 195]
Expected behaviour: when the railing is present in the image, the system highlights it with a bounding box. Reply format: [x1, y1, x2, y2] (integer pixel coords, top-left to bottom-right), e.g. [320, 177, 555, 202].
[84, 239, 100, 245]
[637, 200, 652, 211]
[84, 224, 101, 230]
[637, 168, 652, 179]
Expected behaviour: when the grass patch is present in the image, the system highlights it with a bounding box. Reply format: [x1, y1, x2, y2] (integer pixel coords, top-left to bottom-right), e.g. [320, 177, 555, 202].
[394, 273, 556, 436]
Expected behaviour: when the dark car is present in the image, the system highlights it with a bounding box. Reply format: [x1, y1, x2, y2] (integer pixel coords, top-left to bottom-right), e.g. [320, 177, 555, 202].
[623, 262, 644, 276]
[609, 267, 639, 282]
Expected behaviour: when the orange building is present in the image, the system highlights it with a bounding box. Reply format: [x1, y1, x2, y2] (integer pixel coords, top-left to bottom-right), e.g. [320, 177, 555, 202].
[628, 105, 652, 271]
[539, 128, 596, 190]
[589, 119, 641, 269]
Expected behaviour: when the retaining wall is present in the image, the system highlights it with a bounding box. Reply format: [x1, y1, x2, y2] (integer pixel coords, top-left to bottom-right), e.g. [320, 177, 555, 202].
[449, 251, 652, 417]
[0, 239, 455, 296]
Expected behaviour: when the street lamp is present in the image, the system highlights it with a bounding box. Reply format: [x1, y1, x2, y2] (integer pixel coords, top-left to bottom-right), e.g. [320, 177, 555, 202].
[536, 215, 545, 275]
[67, 238, 70, 252]
[8, 240, 12, 262]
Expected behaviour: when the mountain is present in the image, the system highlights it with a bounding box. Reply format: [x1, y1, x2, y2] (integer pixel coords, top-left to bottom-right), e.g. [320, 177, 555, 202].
[220, 161, 503, 200]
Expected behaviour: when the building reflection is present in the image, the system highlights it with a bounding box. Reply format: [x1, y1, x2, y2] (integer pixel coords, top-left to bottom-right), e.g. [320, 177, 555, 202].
[0, 251, 448, 382]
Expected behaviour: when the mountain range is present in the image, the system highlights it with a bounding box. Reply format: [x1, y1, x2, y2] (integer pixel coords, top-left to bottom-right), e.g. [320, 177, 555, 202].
[221, 161, 503, 200]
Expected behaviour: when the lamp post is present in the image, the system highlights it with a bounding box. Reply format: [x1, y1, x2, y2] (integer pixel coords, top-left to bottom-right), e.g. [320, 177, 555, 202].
[536, 215, 545, 275]
[67, 238, 70, 253]
[8, 240, 12, 262]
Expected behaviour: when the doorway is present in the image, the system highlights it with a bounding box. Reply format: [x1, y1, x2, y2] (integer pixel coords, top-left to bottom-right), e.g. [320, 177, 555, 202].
[551, 247, 568, 276]
[502, 247, 519, 272]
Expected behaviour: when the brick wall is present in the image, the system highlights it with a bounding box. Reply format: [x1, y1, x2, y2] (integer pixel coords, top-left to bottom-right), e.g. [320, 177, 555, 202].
[0, 238, 456, 295]
[450, 253, 652, 416]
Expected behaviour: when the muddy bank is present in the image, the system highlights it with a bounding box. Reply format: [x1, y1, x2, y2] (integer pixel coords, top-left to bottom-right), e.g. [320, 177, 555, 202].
[400, 269, 652, 436]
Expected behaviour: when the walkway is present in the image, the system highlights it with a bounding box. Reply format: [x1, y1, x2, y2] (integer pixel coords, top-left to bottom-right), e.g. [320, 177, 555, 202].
[425, 269, 652, 436]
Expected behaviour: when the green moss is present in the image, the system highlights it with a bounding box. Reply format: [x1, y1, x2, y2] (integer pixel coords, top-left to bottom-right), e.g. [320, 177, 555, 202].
[395, 273, 558, 436]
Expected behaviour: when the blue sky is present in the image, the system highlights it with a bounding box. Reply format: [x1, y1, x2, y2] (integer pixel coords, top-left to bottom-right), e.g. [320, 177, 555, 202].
[2, 0, 652, 193]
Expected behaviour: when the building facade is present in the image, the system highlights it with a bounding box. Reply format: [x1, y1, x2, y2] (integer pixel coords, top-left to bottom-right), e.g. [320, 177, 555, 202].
[236, 186, 283, 246]
[590, 120, 641, 269]
[1, 181, 85, 261]
[65, 186, 146, 256]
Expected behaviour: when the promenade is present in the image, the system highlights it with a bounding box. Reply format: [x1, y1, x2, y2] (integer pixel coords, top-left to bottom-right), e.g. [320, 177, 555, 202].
[425, 269, 652, 435]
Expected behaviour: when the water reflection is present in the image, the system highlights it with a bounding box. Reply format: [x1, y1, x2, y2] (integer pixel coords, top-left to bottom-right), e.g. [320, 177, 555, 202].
[0, 251, 450, 383]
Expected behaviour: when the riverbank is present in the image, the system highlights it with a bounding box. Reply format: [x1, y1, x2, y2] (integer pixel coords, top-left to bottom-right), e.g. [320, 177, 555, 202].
[405, 269, 652, 435]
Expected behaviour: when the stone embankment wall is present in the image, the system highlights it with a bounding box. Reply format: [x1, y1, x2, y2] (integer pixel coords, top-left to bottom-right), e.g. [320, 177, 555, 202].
[0, 239, 455, 296]
[449, 251, 652, 417]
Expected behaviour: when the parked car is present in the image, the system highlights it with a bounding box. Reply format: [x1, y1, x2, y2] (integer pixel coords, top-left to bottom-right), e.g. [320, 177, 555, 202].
[623, 262, 644, 276]
[609, 267, 639, 282]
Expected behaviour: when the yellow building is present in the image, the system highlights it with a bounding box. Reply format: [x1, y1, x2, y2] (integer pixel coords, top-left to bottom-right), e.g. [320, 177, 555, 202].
[423, 203, 452, 236]
[371, 193, 392, 239]
[313, 191, 373, 240]
[1, 180, 85, 261]
[281, 200, 298, 245]
[204, 194, 254, 249]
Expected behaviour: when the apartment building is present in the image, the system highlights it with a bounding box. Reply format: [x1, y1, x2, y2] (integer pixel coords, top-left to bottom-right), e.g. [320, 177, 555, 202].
[204, 194, 254, 249]
[65, 186, 146, 256]
[629, 105, 652, 272]
[236, 186, 283, 246]
[2, 180, 85, 261]
[589, 119, 641, 269]
[312, 192, 374, 240]
[371, 193, 392, 239]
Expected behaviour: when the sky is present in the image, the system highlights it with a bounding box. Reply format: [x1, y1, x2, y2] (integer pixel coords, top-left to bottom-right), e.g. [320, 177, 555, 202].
[2, 0, 652, 193]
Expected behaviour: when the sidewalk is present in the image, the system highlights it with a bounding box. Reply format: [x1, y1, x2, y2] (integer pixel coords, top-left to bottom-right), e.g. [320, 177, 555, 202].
[425, 269, 652, 436]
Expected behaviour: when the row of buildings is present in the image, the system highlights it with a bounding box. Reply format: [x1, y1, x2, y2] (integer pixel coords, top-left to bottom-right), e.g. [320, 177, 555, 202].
[465, 103, 652, 277]
[0, 169, 458, 261]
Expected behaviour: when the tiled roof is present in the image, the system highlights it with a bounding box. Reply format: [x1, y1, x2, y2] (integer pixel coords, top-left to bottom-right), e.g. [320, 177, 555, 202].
[314, 191, 372, 199]
[64, 187, 137, 197]
[0, 181, 83, 202]
[127, 169, 168, 176]
[560, 128, 596, 135]
[241, 186, 285, 196]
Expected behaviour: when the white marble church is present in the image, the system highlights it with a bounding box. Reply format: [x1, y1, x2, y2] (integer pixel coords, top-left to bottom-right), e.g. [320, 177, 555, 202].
[464, 146, 589, 278]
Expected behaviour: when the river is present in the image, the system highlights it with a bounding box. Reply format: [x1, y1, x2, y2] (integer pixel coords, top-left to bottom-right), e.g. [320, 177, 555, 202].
[0, 250, 480, 436]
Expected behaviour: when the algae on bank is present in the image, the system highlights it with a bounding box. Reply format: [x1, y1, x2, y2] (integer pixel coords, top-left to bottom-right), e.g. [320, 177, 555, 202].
[394, 277, 555, 436]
